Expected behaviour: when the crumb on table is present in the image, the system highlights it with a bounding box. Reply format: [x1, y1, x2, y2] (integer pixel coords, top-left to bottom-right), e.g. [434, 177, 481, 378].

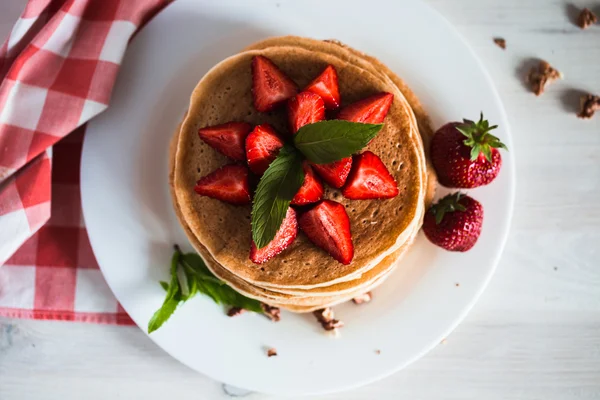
[577, 8, 598, 29]
[527, 60, 562, 96]
[267, 348, 277, 357]
[577, 94, 600, 119]
[493, 37, 506, 49]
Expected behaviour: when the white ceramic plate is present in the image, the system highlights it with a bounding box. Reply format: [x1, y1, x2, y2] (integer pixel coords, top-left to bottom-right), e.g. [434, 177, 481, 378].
[81, 0, 514, 395]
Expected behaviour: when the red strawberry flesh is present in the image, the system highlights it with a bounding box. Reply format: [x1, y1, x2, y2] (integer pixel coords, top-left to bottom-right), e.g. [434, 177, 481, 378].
[251, 55, 298, 112]
[250, 207, 298, 264]
[304, 65, 341, 110]
[246, 124, 284, 175]
[338, 92, 394, 123]
[311, 158, 352, 189]
[194, 164, 251, 205]
[291, 162, 324, 205]
[431, 116, 505, 188]
[198, 122, 251, 161]
[287, 91, 325, 134]
[298, 200, 354, 264]
[342, 151, 399, 199]
[422, 193, 483, 252]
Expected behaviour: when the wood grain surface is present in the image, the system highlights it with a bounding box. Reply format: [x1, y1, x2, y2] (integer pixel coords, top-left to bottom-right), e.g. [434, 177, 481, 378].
[1, 0, 599, 399]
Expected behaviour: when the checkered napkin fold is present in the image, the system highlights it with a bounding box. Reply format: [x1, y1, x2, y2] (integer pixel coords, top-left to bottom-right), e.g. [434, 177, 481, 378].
[0, 0, 169, 323]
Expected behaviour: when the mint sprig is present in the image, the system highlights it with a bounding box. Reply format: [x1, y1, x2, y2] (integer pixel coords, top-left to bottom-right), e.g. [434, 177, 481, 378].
[251, 145, 304, 249]
[148, 246, 263, 333]
[294, 120, 383, 164]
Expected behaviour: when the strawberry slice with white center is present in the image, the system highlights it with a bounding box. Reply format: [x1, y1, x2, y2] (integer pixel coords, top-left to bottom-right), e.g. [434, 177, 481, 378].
[251, 55, 298, 112]
[311, 158, 352, 189]
[342, 151, 399, 199]
[338, 92, 394, 123]
[291, 162, 324, 205]
[298, 200, 354, 264]
[250, 207, 298, 264]
[304, 65, 341, 110]
[245, 124, 284, 175]
[194, 164, 251, 205]
[287, 91, 325, 134]
[198, 122, 251, 161]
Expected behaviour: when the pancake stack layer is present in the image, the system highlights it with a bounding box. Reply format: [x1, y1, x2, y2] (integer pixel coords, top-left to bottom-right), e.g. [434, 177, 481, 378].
[170, 36, 435, 312]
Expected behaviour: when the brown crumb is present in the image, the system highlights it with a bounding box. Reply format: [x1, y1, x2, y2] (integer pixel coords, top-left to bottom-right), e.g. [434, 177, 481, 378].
[261, 303, 281, 322]
[227, 307, 246, 317]
[375, 349, 381, 355]
[577, 8, 598, 29]
[527, 60, 562, 96]
[455, 283, 460, 287]
[267, 348, 277, 357]
[577, 94, 600, 119]
[493, 37, 506, 49]
[352, 292, 372, 304]
[313, 308, 344, 332]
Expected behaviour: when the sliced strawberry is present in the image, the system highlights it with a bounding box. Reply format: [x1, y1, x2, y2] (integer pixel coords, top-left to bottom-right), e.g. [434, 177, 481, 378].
[338, 92, 394, 123]
[292, 162, 324, 205]
[245, 124, 284, 175]
[250, 207, 298, 264]
[194, 164, 251, 205]
[311, 158, 352, 189]
[287, 91, 325, 134]
[198, 122, 251, 161]
[251, 55, 298, 112]
[342, 151, 399, 199]
[304, 65, 341, 110]
[298, 200, 354, 264]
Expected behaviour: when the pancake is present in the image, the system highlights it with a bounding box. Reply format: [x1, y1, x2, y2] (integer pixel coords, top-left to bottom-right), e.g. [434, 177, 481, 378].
[173, 44, 426, 289]
[169, 120, 417, 308]
[169, 123, 414, 313]
[243, 36, 437, 208]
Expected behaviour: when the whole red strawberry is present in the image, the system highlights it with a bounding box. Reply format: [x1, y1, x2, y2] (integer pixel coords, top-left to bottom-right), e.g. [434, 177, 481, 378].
[431, 113, 507, 188]
[422, 193, 483, 252]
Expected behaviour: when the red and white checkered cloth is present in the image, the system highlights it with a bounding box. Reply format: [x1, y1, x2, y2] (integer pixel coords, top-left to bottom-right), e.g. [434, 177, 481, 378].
[0, 0, 171, 324]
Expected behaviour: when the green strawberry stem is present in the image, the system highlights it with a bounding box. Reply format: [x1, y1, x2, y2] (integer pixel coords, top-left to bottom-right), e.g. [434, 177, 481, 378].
[456, 112, 508, 162]
[430, 192, 467, 225]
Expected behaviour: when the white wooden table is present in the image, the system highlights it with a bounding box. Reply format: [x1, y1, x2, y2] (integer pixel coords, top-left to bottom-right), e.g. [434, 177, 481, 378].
[1, 1, 599, 399]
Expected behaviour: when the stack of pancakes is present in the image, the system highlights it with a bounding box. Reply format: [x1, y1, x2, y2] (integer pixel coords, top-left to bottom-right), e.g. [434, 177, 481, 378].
[169, 36, 436, 312]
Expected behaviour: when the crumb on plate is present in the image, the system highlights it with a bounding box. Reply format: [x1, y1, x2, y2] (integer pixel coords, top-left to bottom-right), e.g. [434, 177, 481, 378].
[267, 348, 277, 357]
[261, 303, 281, 322]
[227, 307, 245, 317]
[352, 292, 372, 304]
[313, 307, 344, 334]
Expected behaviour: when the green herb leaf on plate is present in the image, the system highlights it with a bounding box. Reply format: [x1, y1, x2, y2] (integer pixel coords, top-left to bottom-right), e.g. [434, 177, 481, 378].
[294, 120, 383, 164]
[148, 251, 182, 333]
[148, 246, 264, 334]
[251, 145, 304, 249]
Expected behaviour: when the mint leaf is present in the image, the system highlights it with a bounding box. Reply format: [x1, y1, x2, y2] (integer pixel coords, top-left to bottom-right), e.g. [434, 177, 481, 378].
[251, 145, 304, 249]
[148, 246, 265, 334]
[179, 250, 263, 312]
[180, 253, 223, 285]
[148, 251, 182, 333]
[197, 280, 263, 313]
[294, 120, 383, 164]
